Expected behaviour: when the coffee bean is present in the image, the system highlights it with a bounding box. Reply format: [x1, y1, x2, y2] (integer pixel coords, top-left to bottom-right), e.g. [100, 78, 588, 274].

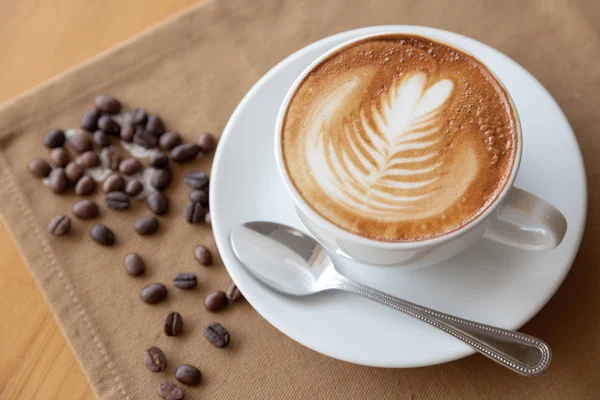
[105, 191, 130, 210]
[174, 365, 201, 387]
[93, 130, 111, 147]
[125, 179, 143, 196]
[67, 132, 92, 154]
[173, 273, 197, 289]
[81, 110, 101, 132]
[189, 189, 209, 205]
[28, 159, 51, 178]
[50, 147, 70, 167]
[124, 253, 145, 276]
[72, 200, 99, 219]
[143, 346, 166, 372]
[133, 128, 158, 148]
[119, 123, 135, 142]
[90, 224, 115, 246]
[76, 151, 100, 168]
[158, 381, 184, 400]
[129, 108, 147, 125]
[151, 168, 171, 191]
[43, 129, 66, 149]
[119, 158, 142, 175]
[48, 215, 71, 236]
[204, 212, 211, 226]
[75, 175, 96, 196]
[100, 146, 121, 170]
[204, 291, 228, 312]
[135, 216, 159, 235]
[141, 283, 167, 304]
[149, 152, 169, 169]
[147, 192, 168, 215]
[103, 173, 125, 193]
[164, 312, 183, 336]
[203, 322, 230, 348]
[94, 95, 121, 114]
[159, 132, 181, 151]
[48, 168, 68, 193]
[146, 114, 165, 136]
[184, 171, 209, 189]
[194, 245, 212, 266]
[171, 144, 199, 163]
[184, 203, 205, 224]
[98, 115, 120, 135]
[197, 132, 216, 153]
[226, 282, 243, 301]
[65, 162, 84, 184]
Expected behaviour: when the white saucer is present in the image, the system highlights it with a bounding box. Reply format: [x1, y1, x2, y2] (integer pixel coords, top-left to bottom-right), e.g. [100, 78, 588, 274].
[210, 26, 587, 368]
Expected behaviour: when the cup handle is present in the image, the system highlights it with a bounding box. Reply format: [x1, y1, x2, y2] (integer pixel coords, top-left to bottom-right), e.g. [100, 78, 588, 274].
[483, 187, 567, 250]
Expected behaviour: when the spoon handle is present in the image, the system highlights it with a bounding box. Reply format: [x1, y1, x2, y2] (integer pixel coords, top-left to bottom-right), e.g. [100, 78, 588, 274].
[331, 274, 551, 376]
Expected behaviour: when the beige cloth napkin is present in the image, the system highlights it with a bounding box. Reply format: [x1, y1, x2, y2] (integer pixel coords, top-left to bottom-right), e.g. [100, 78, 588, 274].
[1, 0, 599, 398]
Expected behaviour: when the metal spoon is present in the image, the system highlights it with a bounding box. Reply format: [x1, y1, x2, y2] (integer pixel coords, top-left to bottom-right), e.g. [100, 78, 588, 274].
[230, 221, 551, 376]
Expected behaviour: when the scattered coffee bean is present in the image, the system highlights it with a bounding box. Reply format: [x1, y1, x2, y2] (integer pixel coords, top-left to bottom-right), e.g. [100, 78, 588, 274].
[76, 151, 100, 168]
[203, 322, 230, 348]
[98, 115, 120, 135]
[133, 128, 158, 148]
[194, 245, 212, 266]
[50, 147, 70, 167]
[205, 212, 211, 226]
[135, 216, 159, 235]
[119, 158, 142, 175]
[146, 114, 165, 136]
[67, 131, 92, 154]
[164, 312, 183, 337]
[120, 123, 135, 142]
[94, 95, 121, 114]
[100, 145, 121, 170]
[149, 152, 169, 169]
[105, 191, 130, 210]
[204, 291, 228, 312]
[125, 179, 143, 196]
[28, 159, 51, 178]
[129, 108, 147, 125]
[141, 283, 167, 304]
[72, 200, 99, 219]
[75, 175, 96, 196]
[159, 132, 182, 151]
[65, 162, 84, 184]
[173, 273, 197, 290]
[184, 171, 209, 189]
[189, 189, 209, 205]
[81, 110, 101, 132]
[184, 203, 205, 224]
[171, 144, 199, 163]
[43, 129, 66, 149]
[226, 282, 243, 301]
[143, 346, 167, 372]
[174, 364, 201, 387]
[197, 132, 216, 153]
[124, 253, 145, 276]
[103, 173, 125, 193]
[90, 224, 115, 246]
[48, 215, 71, 236]
[93, 130, 111, 147]
[158, 382, 184, 400]
[147, 191, 168, 215]
[48, 168, 68, 193]
[151, 168, 171, 191]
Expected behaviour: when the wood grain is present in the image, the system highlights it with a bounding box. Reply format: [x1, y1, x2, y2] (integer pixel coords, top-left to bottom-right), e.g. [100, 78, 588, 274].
[0, 1, 200, 398]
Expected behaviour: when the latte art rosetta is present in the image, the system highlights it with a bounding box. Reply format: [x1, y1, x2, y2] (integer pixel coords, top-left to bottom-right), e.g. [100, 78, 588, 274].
[282, 35, 517, 241]
[308, 72, 455, 218]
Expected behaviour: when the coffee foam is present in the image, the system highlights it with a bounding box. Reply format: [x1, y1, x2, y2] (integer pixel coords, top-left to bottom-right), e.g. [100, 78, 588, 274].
[282, 35, 517, 241]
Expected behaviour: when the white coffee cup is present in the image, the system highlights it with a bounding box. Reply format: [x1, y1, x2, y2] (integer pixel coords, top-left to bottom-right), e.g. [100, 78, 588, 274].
[274, 31, 567, 268]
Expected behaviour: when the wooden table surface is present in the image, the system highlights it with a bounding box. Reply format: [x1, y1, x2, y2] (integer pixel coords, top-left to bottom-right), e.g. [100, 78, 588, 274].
[0, 1, 200, 398]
